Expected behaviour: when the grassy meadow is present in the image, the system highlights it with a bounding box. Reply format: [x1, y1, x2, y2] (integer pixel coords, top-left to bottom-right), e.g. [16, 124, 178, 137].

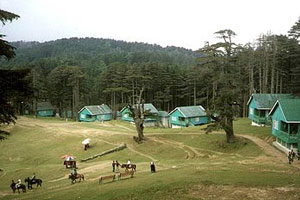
[1, 117, 300, 200]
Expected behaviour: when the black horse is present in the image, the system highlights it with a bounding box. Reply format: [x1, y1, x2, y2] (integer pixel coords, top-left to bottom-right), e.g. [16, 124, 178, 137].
[24, 177, 43, 190]
[10, 180, 26, 193]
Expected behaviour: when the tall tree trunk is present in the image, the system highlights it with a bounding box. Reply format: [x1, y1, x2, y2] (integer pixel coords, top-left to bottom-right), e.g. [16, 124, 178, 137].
[271, 40, 277, 94]
[33, 68, 38, 118]
[129, 88, 145, 143]
[271, 66, 275, 94]
[212, 81, 217, 110]
[276, 70, 279, 94]
[249, 59, 254, 95]
[194, 80, 196, 106]
[225, 117, 235, 143]
[243, 93, 247, 117]
[280, 73, 283, 93]
[132, 81, 134, 104]
[259, 65, 262, 93]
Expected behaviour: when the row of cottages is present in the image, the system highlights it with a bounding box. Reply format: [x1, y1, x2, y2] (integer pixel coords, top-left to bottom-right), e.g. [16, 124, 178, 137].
[247, 93, 291, 126]
[78, 103, 210, 128]
[168, 106, 210, 128]
[78, 104, 112, 122]
[119, 103, 210, 128]
[269, 98, 300, 152]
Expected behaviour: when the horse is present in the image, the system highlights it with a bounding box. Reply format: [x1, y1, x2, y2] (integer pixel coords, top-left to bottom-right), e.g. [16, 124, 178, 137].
[121, 164, 136, 172]
[24, 177, 43, 190]
[10, 181, 26, 193]
[68, 173, 84, 184]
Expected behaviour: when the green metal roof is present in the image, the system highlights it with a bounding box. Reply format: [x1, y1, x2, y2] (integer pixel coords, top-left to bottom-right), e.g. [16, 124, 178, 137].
[170, 105, 206, 118]
[277, 99, 300, 122]
[79, 104, 111, 115]
[120, 103, 158, 114]
[37, 102, 55, 111]
[158, 111, 169, 117]
[248, 93, 291, 109]
[144, 103, 158, 113]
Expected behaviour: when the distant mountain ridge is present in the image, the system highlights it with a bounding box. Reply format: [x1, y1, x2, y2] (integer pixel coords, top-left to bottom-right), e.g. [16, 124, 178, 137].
[1, 37, 199, 68]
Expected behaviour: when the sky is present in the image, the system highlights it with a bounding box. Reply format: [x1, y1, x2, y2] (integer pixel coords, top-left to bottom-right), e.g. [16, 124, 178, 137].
[1, 0, 300, 50]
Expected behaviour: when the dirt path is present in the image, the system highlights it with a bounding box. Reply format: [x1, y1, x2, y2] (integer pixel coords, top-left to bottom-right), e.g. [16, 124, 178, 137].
[237, 134, 286, 161]
[236, 134, 300, 169]
[126, 145, 158, 161]
[148, 136, 204, 159]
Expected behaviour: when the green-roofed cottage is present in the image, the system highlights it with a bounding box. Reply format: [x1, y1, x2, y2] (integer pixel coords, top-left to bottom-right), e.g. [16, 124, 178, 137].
[78, 104, 112, 122]
[269, 98, 300, 151]
[247, 93, 291, 126]
[37, 102, 55, 117]
[168, 105, 210, 128]
[158, 111, 170, 128]
[120, 103, 159, 127]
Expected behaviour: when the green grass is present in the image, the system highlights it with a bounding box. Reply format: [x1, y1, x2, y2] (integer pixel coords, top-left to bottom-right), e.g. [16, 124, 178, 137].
[233, 118, 272, 139]
[0, 117, 298, 200]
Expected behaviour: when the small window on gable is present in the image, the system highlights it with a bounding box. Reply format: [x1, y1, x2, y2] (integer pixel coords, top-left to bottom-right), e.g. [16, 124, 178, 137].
[172, 116, 176, 121]
[249, 108, 254, 115]
[273, 120, 278, 130]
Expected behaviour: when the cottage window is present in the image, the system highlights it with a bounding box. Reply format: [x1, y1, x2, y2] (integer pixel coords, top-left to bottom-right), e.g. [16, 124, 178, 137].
[290, 124, 298, 135]
[249, 108, 254, 115]
[195, 117, 200, 122]
[124, 114, 129, 118]
[80, 114, 85, 119]
[178, 117, 185, 121]
[172, 116, 176, 121]
[258, 110, 265, 117]
[281, 121, 288, 133]
[273, 120, 278, 130]
[86, 115, 92, 119]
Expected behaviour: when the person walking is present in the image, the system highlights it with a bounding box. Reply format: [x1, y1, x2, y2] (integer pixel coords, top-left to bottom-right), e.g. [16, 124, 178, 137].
[115, 160, 120, 173]
[150, 161, 156, 173]
[112, 160, 116, 172]
[288, 151, 293, 164]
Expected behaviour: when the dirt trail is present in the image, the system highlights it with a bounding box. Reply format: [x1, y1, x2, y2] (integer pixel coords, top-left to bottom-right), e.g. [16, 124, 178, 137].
[126, 145, 157, 161]
[148, 136, 204, 159]
[237, 134, 286, 162]
[237, 134, 300, 169]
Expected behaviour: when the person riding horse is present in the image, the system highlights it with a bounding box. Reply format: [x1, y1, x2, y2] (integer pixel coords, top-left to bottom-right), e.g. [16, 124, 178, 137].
[31, 173, 36, 184]
[16, 178, 21, 189]
[71, 166, 77, 178]
[11, 179, 26, 193]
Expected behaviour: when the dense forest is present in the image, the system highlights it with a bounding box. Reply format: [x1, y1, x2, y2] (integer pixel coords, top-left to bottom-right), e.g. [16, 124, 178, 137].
[1, 17, 300, 121]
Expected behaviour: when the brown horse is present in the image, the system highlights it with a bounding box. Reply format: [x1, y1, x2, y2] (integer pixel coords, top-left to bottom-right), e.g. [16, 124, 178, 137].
[121, 164, 136, 172]
[10, 180, 26, 193]
[68, 174, 84, 184]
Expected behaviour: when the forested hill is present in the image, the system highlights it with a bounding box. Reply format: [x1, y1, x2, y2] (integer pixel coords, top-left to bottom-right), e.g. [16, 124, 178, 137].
[0, 37, 198, 68]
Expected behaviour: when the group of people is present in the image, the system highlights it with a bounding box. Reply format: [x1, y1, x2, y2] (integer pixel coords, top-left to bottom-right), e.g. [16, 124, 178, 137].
[112, 159, 156, 173]
[288, 149, 300, 164]
[13, 173, 36, 188]
[112, 160, 120, 173]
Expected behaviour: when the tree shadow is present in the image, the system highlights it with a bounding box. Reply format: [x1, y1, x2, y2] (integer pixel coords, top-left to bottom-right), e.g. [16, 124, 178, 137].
[0, 130, 10, 140]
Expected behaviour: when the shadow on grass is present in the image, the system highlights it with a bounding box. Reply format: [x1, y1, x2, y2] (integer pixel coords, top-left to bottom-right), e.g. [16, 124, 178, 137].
[0, 130, 10, 140]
